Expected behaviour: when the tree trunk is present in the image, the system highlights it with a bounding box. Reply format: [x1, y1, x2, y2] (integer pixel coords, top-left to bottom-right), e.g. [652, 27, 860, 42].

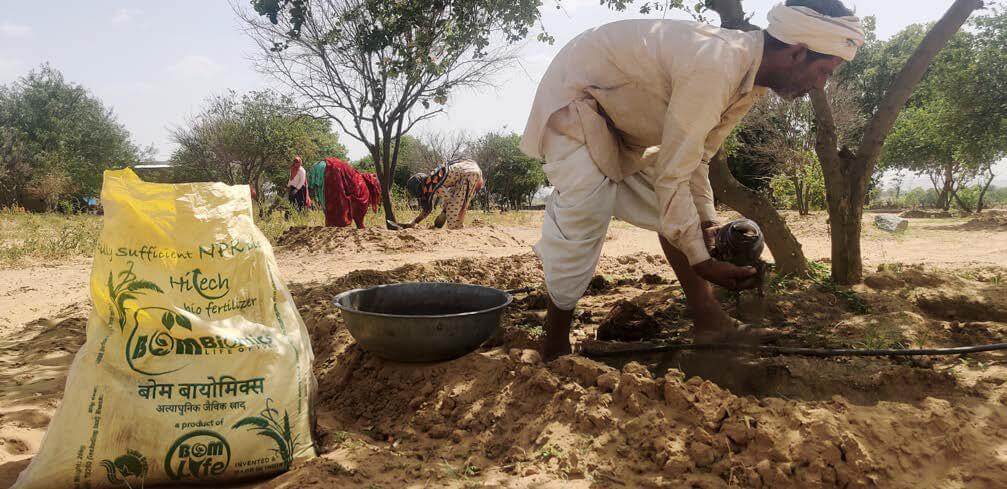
[382, 133, 396, 223]
[941, 163, 955, 212]
[821, 153, 864, 286]
[370, 141, 398, 225]
[809, 0, 981, 285]
[795, 178, 811, 216]
[976, 170, 995, 213]
[811, 90, 865, 285]
[709, 153, 807, 276]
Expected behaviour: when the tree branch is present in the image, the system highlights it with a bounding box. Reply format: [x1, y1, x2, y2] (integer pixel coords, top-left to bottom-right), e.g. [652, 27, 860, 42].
[856, 0, 984, 166]
[706, 0, 759, 31]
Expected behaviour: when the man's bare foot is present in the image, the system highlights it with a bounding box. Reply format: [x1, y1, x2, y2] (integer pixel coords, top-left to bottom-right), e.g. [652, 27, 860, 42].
[689, 302, 781, 344]
[692, 323, 782, 344]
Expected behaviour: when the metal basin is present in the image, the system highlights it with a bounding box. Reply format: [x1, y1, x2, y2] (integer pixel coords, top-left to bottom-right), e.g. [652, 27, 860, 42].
[332, 282, 513, 362]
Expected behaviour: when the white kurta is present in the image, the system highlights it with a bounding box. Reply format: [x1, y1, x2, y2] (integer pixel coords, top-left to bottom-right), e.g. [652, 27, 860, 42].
[288, 166, 307, 190]
[522, 19, 767, 309]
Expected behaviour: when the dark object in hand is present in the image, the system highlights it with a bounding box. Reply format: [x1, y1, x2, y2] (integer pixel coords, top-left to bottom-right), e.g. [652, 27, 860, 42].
[711, 219, 767, 299]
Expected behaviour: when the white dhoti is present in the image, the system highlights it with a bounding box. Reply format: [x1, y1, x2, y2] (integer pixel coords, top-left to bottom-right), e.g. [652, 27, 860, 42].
[533, 124, 661, 311]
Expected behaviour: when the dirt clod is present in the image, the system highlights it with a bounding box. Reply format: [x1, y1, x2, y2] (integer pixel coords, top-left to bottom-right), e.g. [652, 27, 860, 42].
[596, 300, 662, 341]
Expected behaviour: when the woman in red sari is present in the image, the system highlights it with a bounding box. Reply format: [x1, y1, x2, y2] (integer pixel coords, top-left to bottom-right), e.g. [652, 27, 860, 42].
[322, 157, 381, 228]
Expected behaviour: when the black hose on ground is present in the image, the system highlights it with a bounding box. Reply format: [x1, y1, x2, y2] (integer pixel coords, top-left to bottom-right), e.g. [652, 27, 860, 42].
[503, 287, 1007, 359]
[505, 287, 537, 295]
[581, 342, 1007, 358]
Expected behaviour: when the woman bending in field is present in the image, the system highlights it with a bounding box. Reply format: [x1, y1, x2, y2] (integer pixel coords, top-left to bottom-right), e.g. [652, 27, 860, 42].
[400, 160, 484, 230]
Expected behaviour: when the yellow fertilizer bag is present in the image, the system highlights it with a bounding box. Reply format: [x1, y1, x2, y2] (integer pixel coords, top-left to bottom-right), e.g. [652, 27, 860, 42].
[14, 169, 316, 488]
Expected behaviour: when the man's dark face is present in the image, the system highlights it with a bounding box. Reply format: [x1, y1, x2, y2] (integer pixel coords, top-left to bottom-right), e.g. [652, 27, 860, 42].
[770, 55, 845, 99]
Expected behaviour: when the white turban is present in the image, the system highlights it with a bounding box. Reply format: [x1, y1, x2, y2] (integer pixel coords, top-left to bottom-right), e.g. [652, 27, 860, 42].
[766, 4, 865, 62]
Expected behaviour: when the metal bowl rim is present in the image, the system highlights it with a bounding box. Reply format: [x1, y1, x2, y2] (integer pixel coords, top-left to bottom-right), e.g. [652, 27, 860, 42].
[331, 282, 513, 320]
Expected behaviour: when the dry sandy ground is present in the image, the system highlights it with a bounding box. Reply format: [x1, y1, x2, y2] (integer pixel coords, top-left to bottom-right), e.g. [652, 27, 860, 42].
[3, 211, 1006, 339]
[1, 211, 1006, 488]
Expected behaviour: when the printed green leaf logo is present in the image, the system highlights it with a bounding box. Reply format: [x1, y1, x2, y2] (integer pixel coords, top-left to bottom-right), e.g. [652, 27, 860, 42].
[107, 261, 163, 332]
[161, 312, 175, 330]
[233, 398, 299, 471]
[160, 311, 192, 331]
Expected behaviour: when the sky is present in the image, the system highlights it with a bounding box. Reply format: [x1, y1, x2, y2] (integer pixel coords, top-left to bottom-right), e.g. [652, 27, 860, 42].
[1, 0, 1003, 189]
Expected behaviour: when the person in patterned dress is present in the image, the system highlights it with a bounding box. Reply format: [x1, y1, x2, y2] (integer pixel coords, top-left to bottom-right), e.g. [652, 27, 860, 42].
[401, 159, 484, 230]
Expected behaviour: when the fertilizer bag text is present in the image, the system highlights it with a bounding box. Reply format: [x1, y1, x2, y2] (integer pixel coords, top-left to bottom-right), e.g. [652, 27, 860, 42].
[13, 169, 317, 488]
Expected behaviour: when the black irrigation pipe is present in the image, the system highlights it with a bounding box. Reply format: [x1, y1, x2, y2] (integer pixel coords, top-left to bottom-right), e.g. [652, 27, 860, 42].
[504, 288, 1007, 358]
[505, 287, 537, 295]
[582, 342, 1007, 358]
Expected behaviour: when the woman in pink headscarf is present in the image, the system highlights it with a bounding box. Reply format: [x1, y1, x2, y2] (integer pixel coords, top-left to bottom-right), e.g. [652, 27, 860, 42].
[287, 156, 308, 211]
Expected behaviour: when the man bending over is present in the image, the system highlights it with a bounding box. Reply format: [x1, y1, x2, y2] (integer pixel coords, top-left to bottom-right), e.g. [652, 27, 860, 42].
[520, 0, 864, 359]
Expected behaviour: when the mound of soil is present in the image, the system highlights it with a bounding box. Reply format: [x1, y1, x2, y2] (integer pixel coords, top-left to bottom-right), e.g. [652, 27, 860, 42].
[270, 256, 1007, 488]
[0, 314, 86, 468]
[900, 210, 954, 219]
[958, 211, 1007, 230]
[5, 255, 1007, 488]
[276, 225, 524, 254]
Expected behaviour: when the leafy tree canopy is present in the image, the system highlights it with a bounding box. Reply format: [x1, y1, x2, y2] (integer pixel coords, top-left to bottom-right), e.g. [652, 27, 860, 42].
[469, 132, 546, 209]
[170, 89, 346, 200]
[0, 64, 143, 209]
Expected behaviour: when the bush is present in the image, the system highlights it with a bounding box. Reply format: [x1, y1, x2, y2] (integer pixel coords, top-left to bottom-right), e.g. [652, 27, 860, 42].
[769, 157, 825, 215]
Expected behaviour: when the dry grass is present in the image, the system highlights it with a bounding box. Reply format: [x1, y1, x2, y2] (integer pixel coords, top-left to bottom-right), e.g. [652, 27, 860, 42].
[0, 207, 103, 268]
[0, 200, 540, 268]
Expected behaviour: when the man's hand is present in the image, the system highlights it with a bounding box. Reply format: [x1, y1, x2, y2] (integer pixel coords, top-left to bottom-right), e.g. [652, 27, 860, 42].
[693, 259, 758, 290]
[701, 221, 721, 252]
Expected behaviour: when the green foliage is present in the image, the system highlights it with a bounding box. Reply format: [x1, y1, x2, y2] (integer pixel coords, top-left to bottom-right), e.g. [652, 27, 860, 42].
[537, 444, 563, 461]
[439, 459, 481, 482]
[868, 10, 1007, 209]
[391, 135, 438, 189]
[602, 0, 712, 22]
[470, 132, 546, 210]
[170, 90, 347, 200]
[895, 187, 943, 209]
[853, 324, 907, 350]
[353, 155, 374, 172]
[987, 186, 1007, 208]
[256, 0, 549, 58]
[245, 0, 551, 221]
[805, 261, 869, 314]
[0, 64, 143, 210]
[836, 21, 924, 118]
[252, 0, 307, 40]
[770, 153, 826, 214]
[733, 94, 845, 214]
